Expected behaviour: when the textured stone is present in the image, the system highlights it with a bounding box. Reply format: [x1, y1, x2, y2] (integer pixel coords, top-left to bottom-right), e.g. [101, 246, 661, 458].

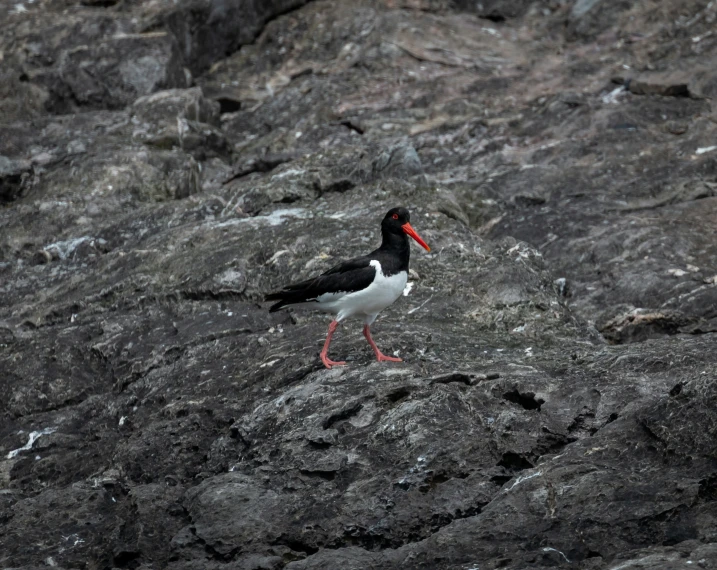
[2, 0, 717, 569]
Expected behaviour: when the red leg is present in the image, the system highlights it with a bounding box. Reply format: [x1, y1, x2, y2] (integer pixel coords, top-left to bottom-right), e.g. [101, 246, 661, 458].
[320, 320, 346, 369]
[363, 324, 402, 363]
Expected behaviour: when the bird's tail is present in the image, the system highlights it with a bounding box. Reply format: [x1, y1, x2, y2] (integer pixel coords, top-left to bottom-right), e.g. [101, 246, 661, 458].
[265, 277, 316, 311]
[265, 291, 288, 312]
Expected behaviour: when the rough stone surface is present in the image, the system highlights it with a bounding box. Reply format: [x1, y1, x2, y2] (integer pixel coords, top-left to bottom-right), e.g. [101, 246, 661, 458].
[2, 0, 717, 569]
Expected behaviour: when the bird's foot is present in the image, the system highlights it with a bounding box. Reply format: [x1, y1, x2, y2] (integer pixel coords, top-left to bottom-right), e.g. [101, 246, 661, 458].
[321, 354, 347, 369]
[375, 352, 403, 363]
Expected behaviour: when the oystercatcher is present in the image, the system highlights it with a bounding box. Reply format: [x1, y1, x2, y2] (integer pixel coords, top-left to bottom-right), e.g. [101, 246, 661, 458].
[266, 207, 430, 369]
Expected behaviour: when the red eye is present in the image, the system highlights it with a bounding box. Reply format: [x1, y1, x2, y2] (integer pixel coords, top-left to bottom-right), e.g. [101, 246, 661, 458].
[392, 214, 399, 220]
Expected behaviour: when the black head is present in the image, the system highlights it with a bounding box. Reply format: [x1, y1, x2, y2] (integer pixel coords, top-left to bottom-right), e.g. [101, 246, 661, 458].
[381, 207, 411, 235]
[380, 207, 430, 251]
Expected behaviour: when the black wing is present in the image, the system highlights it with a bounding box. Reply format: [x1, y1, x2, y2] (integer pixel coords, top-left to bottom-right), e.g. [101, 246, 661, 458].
[322, 253, 375, 275]
[266, 255, 376, 312]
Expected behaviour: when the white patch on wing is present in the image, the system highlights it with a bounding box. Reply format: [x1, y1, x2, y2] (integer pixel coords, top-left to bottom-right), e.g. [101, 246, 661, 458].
[316, 291, 349, 304]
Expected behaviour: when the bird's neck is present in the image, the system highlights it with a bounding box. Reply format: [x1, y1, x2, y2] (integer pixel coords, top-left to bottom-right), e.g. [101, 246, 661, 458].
[379, 231, 410, 266]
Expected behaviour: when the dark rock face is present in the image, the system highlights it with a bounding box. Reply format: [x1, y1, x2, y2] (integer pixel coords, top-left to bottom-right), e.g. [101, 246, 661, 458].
[168, 0, 313, 74]
[2, 0, 717, 569]
[0, 156, 32, 203]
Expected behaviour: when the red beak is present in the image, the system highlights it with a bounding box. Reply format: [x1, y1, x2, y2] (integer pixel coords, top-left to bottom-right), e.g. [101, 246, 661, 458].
[401, 222, 431, 251]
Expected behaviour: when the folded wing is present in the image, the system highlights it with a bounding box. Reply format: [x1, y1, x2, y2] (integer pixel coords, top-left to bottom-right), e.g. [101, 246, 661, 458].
[266, 256, 377, 312]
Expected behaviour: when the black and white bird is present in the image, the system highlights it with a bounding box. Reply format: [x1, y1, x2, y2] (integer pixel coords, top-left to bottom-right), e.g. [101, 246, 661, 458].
[266, 207, 430, 369]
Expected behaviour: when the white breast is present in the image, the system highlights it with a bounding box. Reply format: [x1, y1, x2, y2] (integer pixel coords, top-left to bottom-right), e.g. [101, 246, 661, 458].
[316, 260, 407, 324]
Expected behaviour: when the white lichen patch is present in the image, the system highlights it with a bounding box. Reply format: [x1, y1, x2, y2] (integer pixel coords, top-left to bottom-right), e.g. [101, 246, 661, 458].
[216, 268, 243, 286]
[696, 145, 717, 155]
[43, 236, 94, 260]
[7, 427, 57, 459]
[212, 208, 310, 229]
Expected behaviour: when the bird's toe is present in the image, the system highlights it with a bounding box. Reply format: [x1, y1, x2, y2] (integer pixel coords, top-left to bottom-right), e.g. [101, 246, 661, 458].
[321, 356, 347, 369]
[376, 353, 403, 363]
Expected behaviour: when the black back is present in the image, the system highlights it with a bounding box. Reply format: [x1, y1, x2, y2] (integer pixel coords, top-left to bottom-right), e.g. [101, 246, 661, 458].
[266, 207, 413, 311]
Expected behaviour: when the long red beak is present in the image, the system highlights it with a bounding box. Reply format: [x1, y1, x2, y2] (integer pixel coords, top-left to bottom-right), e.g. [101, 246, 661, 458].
[401, 222, 431, 251]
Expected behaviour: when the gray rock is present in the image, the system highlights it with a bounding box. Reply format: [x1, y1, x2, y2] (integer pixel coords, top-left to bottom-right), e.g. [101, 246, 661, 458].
[13, 14, 185, 113]
[132, 88, 221, 127]
[571, 0, 602, 19]
[628, 71, 691, 97]
[164, 0, 312, 74]
[132, 88, 228, 158]
[454, 0, 534, 20]
[566, 0, 633, 40]
[3, 0, 717, 569]
[0, 156, 32, 203]
[372, 142, 427, 186]
[180, 473, 292, 556]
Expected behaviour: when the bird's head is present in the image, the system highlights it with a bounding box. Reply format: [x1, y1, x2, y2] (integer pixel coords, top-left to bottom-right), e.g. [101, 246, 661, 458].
[382, 207, 430, 251]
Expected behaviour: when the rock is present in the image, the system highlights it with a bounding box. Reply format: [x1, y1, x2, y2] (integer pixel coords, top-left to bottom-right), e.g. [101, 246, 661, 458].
[10, 14, 185, 113]
[688, 65, 717, 99]
[123, 484, 187, 568]
[566, 0, 632, 40]
[185, 473, 288, 545]
[571, 0, 603, 19]
[4, 0, 717, 568]
[435, 188, 470, 225]
[453, 0, 533, 20]
[132, 88, 228, 158]
[0, 156, 32, 203]
[641, 373, 717, 460]
[628, 71, 691, 97]
[597, 306, 695, 344]
[372, 142, 427, 185]
[5, 485, 123, 568]
[0, 66, 50, 122]
[132, 88, 221, 127]
[164, 0, 313, 74]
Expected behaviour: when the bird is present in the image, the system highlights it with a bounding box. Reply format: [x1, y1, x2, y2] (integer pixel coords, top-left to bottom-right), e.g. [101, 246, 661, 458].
[266, 207, 431, 369]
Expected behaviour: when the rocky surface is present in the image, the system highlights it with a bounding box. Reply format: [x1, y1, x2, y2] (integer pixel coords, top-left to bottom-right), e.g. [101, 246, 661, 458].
[2, 0, 717, 568]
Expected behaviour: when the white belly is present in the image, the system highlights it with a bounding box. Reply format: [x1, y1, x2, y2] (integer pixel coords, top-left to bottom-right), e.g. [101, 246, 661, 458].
[316, 260, 407, 323]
